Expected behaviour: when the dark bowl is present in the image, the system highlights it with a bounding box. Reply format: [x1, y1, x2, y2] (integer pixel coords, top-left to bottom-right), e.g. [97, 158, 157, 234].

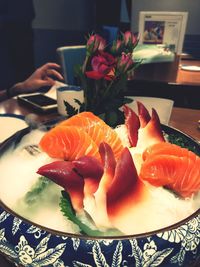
[0, 125, 200, 267]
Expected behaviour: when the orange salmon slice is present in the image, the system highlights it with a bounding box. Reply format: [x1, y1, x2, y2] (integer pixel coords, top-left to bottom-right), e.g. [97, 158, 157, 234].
[39, 126, 100, 160]
[43, 111, 124, 160]
[140, 142, 200, 198]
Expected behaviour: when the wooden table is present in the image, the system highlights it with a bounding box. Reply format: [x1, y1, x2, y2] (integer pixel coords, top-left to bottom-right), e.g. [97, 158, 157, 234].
[176, 59, 200, 86]
[0, 98, 199, 266]
[129, 58, 200, 109]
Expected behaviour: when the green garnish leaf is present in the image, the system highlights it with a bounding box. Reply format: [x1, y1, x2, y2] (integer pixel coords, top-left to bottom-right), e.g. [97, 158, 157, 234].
[25, 176, 52, 205]
[167, 134, 200, 156]
[59, 191, 122, 236]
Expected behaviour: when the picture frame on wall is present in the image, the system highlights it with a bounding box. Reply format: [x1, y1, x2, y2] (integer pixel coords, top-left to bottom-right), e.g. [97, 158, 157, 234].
[138, 11, 188, 54]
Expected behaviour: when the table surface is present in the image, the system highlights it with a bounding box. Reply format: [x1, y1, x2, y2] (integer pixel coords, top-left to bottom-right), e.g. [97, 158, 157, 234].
[176, 59, 200, 86]
[134, 58, 200, 86]
[0, 98, 199, 266]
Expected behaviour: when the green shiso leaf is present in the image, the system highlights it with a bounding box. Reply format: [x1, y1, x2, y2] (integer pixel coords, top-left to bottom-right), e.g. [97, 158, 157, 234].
[59, 191, 122, 236]
[167, 134, 200, 156]
[25, 176, 52, 205]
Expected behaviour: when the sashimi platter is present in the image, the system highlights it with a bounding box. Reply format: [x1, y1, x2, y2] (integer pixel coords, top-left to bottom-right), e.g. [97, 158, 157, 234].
[0, 102, 200, 267]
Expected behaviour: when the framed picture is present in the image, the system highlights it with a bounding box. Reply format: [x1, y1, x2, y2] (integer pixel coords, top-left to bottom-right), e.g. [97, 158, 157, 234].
[138, 11, 188, 54]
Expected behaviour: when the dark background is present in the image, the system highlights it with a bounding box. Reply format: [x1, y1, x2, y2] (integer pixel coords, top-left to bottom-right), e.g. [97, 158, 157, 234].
[0, 0, 199, 90]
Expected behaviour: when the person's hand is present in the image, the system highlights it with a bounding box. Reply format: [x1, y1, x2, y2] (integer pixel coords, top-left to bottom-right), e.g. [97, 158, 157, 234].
[13, 62, 64, 95]
[21, 62, 64, 92]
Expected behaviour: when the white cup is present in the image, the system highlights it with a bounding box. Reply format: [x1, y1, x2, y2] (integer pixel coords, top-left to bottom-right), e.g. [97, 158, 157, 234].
[126, 96, 174, 125]
[56, 85, 84, 116]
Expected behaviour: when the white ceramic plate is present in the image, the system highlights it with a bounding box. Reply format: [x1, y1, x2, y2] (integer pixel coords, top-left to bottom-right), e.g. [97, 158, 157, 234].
[181, 65, 200, 71]
[125, 96, 174, 125]
[0, 114, 28, 143]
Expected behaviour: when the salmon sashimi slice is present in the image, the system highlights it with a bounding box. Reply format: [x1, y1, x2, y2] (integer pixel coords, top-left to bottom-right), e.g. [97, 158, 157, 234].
[58, 111, 104, 129]
[40, 111, 124, 161]
[39, 126, 100, 160]
[87, 123, 124, 160]
[59, 111, 124, 160]
[143, 142, 196, 161]
[140, 143, 200, 198]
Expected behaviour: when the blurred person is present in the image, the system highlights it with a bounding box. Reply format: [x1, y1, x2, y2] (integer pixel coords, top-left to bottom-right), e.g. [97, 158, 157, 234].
[0, 0, 35, 89]
[0, 62, 64, 102]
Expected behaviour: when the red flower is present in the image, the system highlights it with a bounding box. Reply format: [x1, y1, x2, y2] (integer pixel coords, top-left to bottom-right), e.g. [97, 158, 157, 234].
[86, 52, 116, 80]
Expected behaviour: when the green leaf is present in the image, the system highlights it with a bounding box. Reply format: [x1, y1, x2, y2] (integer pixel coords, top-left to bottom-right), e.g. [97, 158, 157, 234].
[123, 97, 134, 105]
[167, 134, 200, 156]
[24, 176, 52, 205]
[64, 100, 78, 117]
[59, 191, 122, 236]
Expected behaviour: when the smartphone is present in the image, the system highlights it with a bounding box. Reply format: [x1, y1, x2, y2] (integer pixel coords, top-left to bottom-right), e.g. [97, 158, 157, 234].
[17, 94, 57, 113]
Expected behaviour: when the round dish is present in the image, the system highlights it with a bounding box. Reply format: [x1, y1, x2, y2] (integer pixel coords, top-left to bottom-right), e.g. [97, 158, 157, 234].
[0, 114, 27, 143]
[0, 125, 200, 267]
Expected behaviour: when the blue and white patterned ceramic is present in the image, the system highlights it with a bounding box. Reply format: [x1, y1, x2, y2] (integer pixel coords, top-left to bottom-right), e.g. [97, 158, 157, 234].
[0, 125, 200, 267]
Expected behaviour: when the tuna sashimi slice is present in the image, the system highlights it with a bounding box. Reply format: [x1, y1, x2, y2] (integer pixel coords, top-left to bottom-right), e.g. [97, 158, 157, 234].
[37, 161, 84, 212]
[136, 108, 165, 151]
[123, 105, 140, 147]
[73, 156, 103, 197]
[89, 142, 116, 228]
[137, 101, 151, 128]
[106, 147, 151, 234]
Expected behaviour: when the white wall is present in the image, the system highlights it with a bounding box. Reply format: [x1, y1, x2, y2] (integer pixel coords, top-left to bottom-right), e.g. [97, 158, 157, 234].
[131, 0, 200, 34]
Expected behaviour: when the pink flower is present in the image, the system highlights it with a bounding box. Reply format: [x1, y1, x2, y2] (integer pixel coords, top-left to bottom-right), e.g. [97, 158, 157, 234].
[117, 53, 134, 73]
[124, 31, 138, 47]
[86, 34, 106, 53]
[85, 51, 116, 80]
[111, 39, 123, 54]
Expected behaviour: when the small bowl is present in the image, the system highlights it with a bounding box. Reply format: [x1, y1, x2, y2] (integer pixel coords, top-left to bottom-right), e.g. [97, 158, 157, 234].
[0, 125, 200, 267]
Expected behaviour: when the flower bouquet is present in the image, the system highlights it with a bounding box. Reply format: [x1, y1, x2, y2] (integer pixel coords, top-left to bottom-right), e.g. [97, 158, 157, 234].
[74, 31, 140, 127]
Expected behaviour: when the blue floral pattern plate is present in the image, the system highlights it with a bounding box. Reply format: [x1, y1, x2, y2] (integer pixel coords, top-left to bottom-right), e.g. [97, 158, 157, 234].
[0, 124, 200, 267]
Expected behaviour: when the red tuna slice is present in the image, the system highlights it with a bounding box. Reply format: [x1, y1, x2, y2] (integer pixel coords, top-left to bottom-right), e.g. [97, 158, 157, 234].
[107, 148, 148, 221]
[123, 105, 140, 147]
[106, 147, 150, 233]
[88, 142, 116, 228]
[137, 101, 151, 128]
[136, 108, 165, 151]
[73, 156, 103, 197]
[37, 161, 84, 213]
[98, 142, 116, 191]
